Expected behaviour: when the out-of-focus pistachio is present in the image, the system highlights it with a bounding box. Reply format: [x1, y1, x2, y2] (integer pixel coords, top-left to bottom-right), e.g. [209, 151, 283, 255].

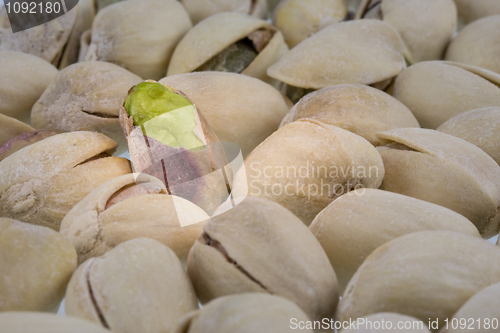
[445, 15, 500, 75]
[280, 84, 419, 145]
[173, 293, 313, 333]
[0, 51, 58, 122]
[393, 61, 500, 129]
[274, 0, 347, 49]
[0, 218, 77, 312]
[338, 231, 500, 332]
[0, 130, 57, 163]
[0, 114, 33, 147]
[310, 188, 480, 292]
[0, 132, 131, 231]
[187, 197, 339, 320]
[65, 238, 198, 333]
[453, 0, 500, 25]
[167, 12, 288, 86]
[340, 313, 431, 333]
[181, 0, 267, 25]
[377, 128, 500, 238]
[84, 0, 192, 80]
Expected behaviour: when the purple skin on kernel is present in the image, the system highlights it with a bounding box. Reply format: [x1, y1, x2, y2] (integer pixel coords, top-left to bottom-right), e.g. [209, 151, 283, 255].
[0, 130, 58, 162]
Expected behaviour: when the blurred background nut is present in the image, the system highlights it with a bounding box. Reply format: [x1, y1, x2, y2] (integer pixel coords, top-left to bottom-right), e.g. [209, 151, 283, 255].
[280, 84, 419, 145]
[453, 0, 500, 25]
[173, 293, 313, 333]
[0, 51, 58, 122]
[60, 173, 208, 264]
[65, 238, 198, 333]
[0, 132, 131, 231]
[337, 231, 500, 332]
[273, 0, 347, 49]
[339, 313, 431, 333]
[0, 218, 77, 312]
[84, 0, 192, 80]
[181, 0, 267, 25]
[0, 114, 33, 147]
[187, 197, 339, 321]
[377, 128, 500, 238]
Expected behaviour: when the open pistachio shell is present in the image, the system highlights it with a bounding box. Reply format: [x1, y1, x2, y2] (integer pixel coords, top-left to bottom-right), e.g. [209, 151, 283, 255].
[393, 61, 500, 129]
[181, 0, 267, 25]
[84, 0, 192, 80]
[338, 231, 500, 332]
[0, 132, 131, 231]
[310, 188, 480, 292]
[267, 19, 405, 90]
[377, 128, 500, 238]
[0, 218, 77, 312]
[445, 15, 500, 75]
[340, 313, 431, 333]
[453, 0, 500, 25]
[280, 84, 419, 145]
[232, 119, 384, 225]
[65, 238, 198, 333]
[167, 12, 288, 85]
[0, 51, 58, 122]
[0, 130, 57, 163]
[0, 114, 33, 147]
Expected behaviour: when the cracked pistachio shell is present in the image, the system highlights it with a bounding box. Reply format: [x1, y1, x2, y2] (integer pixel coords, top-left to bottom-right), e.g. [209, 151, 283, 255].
[310, 188, 480, 292]
[267, 19, 405, 89]
[453, 0, 500, 24]
[338, 231, 500, 332]
[340, 313, 431, 333]
[187, 197, 339, 321]
[0, 218, 77, 312]
[84, 0, 192, 80]
[0, 312, 111, 333]
[0, 114, 33, 147]
[437, 107, 500, 166]
[160, 72, 290, 157]
[274, 0, 347, 48]
[445, 15, 500, 75]
[60, 173, 208, 264]
[173, 293, 313, 333]
[377, 128, 500, 238]
[232, 119, 384, 225]
[167, 12, 288, 85]
[0, 132, 131, 231]
[181, 0, 267, 25]
[280, 84, 419, 145]
[0, 51, 58, 122]
[393, 61, 500, 129]
[65, 238, 198, 333]
[31, 61, 142, 150]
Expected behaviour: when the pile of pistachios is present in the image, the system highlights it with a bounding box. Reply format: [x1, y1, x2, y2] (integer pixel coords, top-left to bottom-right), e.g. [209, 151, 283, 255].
[1, 0, 500, 332]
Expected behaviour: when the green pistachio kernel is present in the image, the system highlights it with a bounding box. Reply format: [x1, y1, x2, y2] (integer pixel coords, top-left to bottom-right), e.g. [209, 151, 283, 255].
[196, 41, 258, 73]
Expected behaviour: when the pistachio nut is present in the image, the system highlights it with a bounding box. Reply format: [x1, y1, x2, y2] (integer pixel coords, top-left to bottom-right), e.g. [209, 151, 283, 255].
[440, 282, 500, 333]
[0, 130, 57, 163]
[274, 0, 347, 49]
[393, 61, 500, 129]
[173, 293, 313, 333]
[310, 188, 480, 292]
[437, 107, 500, 166]
[0, 218, 77, 312]
[160, 71, 290, 157]
[340, 313, 431, 333]
[0, 114, 33, 147]
[65, 238, 198, 333]
[187, 196, 339, 320]
[0, 312, 111, 333]
[167, 12, 289, 86]
[356, 0, 457, 64]
[181, 0, 267, 25]
[0, 51, 58, 122]
[0, 131, 131, 231]
[84, 0, 192, 80]
[280, 84, 419, 145]
[445, 15, 500, 75]
[453, 0, 500, 25]
[31, 61, 142, 151]
[232, 119, 384, 225]
[337, 231, 500, 332]
[377, 128, 500, 238]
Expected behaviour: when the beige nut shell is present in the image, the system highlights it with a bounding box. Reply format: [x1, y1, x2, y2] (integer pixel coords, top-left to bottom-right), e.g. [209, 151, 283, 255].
[453, 0, 500, 24]
[181, 0, 267, 25]
[340, 313, 431, 333]
[0, 114, 33, 147]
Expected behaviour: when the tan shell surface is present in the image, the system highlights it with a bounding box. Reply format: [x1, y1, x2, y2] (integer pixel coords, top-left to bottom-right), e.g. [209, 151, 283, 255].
[0, 114, 33, 147]
[393, 61, 500, 129]
[85, 0, 192, 80]
[0, 218, 77, 312]
[453, 0, 500, 24]
[281, 84, 419, 145]
[310, 188, 480, 292]
[181, 0, 267, 25]
[445, 15, 500, 75]
[187, 196, 339, 320]
[0, 51, 58, 121]
[65, 238, 198, 333]
[160, 72, 290, 157]
[340, 313, 431, 333]
[338, 231, 500, 331]
[267, 19, 405, 89]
